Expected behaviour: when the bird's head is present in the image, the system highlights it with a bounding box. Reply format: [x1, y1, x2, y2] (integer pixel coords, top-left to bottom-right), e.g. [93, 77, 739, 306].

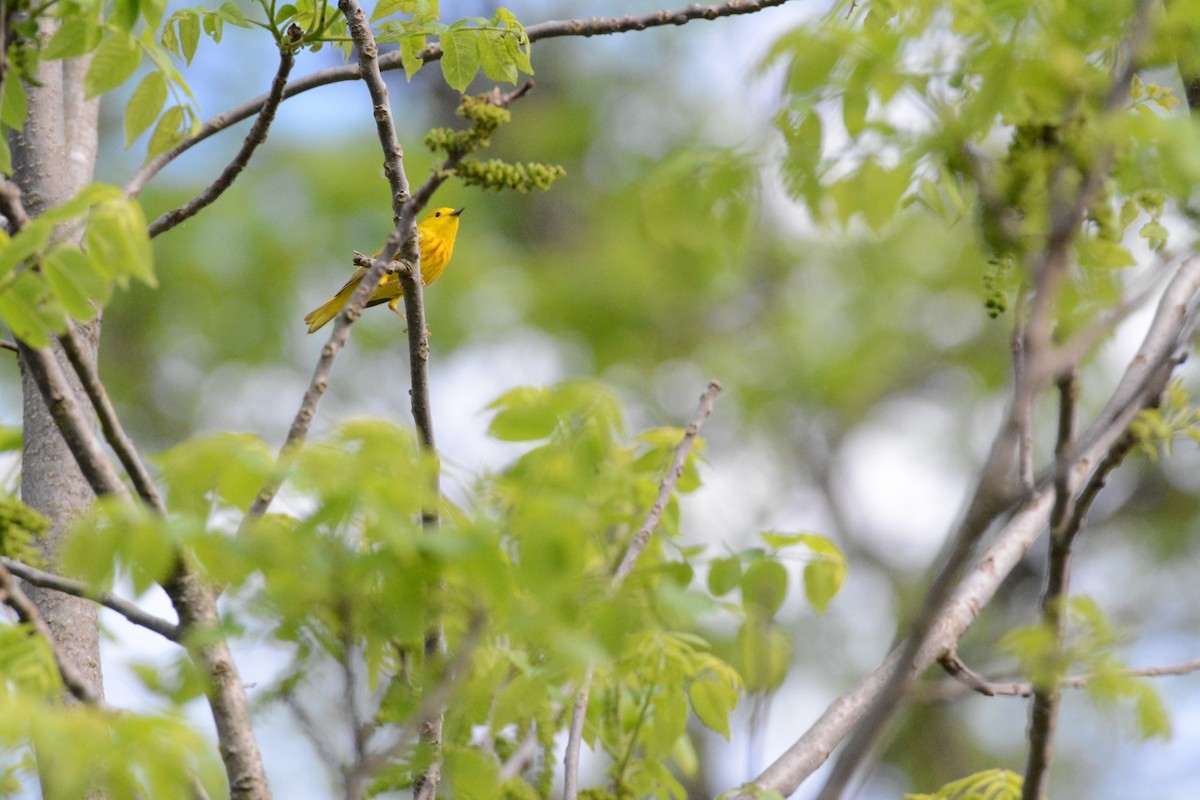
[423, 206, 464, 238]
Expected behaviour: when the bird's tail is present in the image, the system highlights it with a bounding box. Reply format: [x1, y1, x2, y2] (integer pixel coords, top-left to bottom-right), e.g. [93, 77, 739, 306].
[303, 290, 349, 334]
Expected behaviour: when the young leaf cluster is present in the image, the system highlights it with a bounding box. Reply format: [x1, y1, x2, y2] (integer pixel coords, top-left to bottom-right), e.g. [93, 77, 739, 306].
[764, 0, 1200, 331]
[905, 768, 1024, 800]
[1130, 378, 1200, 462]
[708, 532, 846, 693]
[0, 184, 154, 347]
[374, 4, 532, 91]
[1001, 596, 1170, 739]
[0, 494, 48, 567]
[44, 380, 793, 797]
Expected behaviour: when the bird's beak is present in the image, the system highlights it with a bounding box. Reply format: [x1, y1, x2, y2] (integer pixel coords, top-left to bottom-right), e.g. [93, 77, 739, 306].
[451, 207, 465, 217]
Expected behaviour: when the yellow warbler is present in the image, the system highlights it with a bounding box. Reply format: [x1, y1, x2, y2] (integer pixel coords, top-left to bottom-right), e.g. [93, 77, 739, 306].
[304, 206, 464, 334]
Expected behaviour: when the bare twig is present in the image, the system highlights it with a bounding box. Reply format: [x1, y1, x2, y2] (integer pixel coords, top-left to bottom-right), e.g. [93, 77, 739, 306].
[562, 665, 594, 800]
[0, 176, 31, 228]
[147, 37, 299, 237]
[498, 724, 542, 781]
[931, 654, 1200, 701]
[612, 379, 722, 584]
[0, 339, 16, 353]
[564, 380, 722, 800]
[59, 324, 165, 512]
[1022, 370, 1079, 800]
[346, 613, 486, 797]
[0, 561, 102, 705]
[281, 692, 344, 786]
[122, 0, 789, 196]
[0, 556, 181, 641]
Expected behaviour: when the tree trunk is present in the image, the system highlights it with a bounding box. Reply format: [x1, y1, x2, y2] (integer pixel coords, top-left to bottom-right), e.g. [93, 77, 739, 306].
[11, 20, 103, 699]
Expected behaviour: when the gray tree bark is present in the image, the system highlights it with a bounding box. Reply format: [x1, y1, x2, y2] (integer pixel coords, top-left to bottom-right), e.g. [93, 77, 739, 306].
[10, 19, 103, 699]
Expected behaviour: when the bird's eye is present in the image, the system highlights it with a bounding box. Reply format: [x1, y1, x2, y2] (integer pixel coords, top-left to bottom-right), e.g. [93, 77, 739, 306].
[435, 211, 442, 217]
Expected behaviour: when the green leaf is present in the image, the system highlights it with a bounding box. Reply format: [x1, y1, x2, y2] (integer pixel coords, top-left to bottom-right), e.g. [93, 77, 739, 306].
[179, 11, 201, 64]
[1, 71, 26, 129]
[440, 28, 479, 92]
[735, 619, 790, 692]
[113, 0, 140, 32]
[741, 558, 788, 617]
[843, 90, 868, 137]
[486, 385, 558, 441]
[370, 0, 414, 21]
[218, 2, 251, 27]
[141, 0, 166, 30]
[84, 31, 141, 99]
[124, 70, 167, 147]
[146, 104, 185, 162]
[1134, 684, 1171, 739]
[0, 131, 10, 175]
[161, 15, 179, 56]
[477, 30, 517, 83]
[758, 532, 846, 611]
[400, 32, 426, 79]
[0, 273, 54, 347]
[43, 244, 111, 321]
[0, 219, 51, 281]
[1077, 236, 1136, 269]
[43, 17, 103, 60]
[202, 12, 222, 42]
[803, 554, 846, 612]
[707, 555, 742, 596]
[85, 198, 155, 288]
[158, 433, 273, 517]
[688, 677, 733, 738]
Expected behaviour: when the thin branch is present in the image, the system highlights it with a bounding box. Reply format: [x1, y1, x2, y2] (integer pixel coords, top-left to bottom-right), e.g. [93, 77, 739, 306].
[0, 176, 31, 228]
[122, 0, 790, 196]
[0, 561, 102, 705]
[612, 379, 722, 584]
[147, 37, 299, 238]
[498, 724, 541, 781]
[564, 380, 722, 800]
[0, 339, 16, 353]
[562, 665, 594, 800]
[59, 324, 165, 512]
[0, 556, 182, 641]
[281, 691, 344, 783]
[348, 613, 486, 793]
[932, 654, 1200, 700]
[1022, 369, 1079, 800]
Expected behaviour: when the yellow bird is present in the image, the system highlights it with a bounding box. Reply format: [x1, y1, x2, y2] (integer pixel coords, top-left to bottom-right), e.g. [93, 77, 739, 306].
[304, 206, 464, 334]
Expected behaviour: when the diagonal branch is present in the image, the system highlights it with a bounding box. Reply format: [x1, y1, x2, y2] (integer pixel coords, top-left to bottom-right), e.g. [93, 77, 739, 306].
[1021, 370, 1080, 800]
[564, 380, 722, 800]
[0, 560, 103, 705]
[59, 324, 164, 512]
[744, 256, 1200, 799]
[148, 37, 299, 237]
[0, 556, 181, 641]
[17, 341, 133, 501]
[122, 0, 790, 196]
